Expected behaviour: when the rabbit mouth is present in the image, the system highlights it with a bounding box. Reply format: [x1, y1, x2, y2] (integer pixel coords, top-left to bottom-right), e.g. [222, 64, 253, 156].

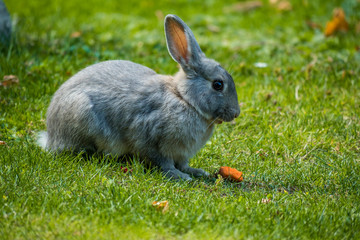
[215, 119, 223, 124]
[214, 108, 239, 123]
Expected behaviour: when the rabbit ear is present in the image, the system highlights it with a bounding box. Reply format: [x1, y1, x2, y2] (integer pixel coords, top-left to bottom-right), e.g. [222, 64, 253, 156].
[164, 15, 204, 70]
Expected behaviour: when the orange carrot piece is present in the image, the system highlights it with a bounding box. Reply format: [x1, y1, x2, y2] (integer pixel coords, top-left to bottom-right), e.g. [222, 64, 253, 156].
[219, 166, 243, 182]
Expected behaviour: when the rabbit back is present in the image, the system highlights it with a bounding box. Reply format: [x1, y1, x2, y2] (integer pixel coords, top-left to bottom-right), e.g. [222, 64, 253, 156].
[46, 60, 155, 151]
[45, 60, 214, 162]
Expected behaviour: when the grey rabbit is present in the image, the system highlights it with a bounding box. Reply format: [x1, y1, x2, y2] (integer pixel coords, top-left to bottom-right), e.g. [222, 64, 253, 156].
[38, 14, 240, 180]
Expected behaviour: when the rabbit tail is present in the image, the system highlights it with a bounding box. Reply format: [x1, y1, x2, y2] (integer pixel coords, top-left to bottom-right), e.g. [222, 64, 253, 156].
[37, 131, 48, 149]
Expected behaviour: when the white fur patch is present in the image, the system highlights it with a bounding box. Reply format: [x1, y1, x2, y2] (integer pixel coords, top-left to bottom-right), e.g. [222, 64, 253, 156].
[37, 131, 48, 149]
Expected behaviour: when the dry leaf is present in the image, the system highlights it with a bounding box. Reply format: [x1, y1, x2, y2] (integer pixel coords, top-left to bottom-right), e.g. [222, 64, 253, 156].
[325, 21, 339, 37]
[0, 141, 6, 145]
[1, 75, 19, 87]
[70, 31, 82, 38]
[324, 8, 349, 37]
[277, 1, 292, 11]
[152, 200, 169, 213]
[224, 1, 262, 13]
[270, 0, 292, 11]
[218, 166, 243, 182]
[259, 198, 271, 204]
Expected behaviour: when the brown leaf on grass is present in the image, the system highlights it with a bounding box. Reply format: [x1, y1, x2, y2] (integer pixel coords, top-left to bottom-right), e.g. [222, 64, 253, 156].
[224, 1, 262, 13]
[152, 200, 169, 213]
[70, 31, 82, 38]
[277, 1, 292, 11]
[0, 141, 6, 145]
[259, 198, 271, 204]
[324, 8, 349, 37]
[270, 0, 292, 11]
[1, 75, 19, 87]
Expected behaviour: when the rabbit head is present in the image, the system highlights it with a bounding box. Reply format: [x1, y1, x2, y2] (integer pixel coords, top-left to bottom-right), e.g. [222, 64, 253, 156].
[165, 15, 240, 123]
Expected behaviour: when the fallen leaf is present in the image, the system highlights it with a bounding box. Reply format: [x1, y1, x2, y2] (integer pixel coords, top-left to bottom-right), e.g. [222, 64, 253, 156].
[1, 75, 19, 87]
[324, 8, 349, 37]
[224, 1, 262, 13]
[152, 200, 169, 213]
[0, 141, 6, 145]
[218, 166, 243, 182]
[259, 198, 271, 204]
[270, 0, 292, 11]
[277, 1, 292, 11]
[70, 31, 82, 38]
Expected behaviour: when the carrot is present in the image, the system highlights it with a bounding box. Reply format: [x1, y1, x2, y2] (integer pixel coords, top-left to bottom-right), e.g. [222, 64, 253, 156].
[218, 166, 243, 182]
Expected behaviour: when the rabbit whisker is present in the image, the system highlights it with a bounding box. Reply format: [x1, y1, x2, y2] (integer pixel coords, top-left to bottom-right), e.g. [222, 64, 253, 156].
[207, 117, 220, 129]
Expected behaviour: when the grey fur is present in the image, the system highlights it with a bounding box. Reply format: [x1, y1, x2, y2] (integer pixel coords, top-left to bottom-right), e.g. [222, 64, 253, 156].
[41, 14, 240, 180]
[0, 0, 11, 46]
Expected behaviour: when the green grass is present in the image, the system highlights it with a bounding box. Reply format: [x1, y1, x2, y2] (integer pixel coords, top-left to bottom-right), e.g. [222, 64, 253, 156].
[1, 0, 360, 239]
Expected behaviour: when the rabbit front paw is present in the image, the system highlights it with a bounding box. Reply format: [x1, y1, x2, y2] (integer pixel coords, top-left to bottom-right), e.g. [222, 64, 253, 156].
[164, 168, 193, 181]
[179, 165, 210, 178]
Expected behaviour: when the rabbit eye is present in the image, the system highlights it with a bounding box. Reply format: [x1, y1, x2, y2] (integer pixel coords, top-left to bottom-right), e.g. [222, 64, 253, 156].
[212, 80, 224, 91]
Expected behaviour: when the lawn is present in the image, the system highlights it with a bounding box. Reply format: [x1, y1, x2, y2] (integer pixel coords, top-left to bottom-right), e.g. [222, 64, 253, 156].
[1, 0, 360, 239]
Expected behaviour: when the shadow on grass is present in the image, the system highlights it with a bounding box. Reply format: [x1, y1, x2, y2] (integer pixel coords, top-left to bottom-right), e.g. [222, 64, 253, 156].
[51, 150, 306, 194]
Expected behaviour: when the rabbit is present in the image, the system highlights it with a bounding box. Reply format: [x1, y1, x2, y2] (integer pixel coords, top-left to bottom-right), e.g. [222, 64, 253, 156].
[38, 14, 240, 180]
